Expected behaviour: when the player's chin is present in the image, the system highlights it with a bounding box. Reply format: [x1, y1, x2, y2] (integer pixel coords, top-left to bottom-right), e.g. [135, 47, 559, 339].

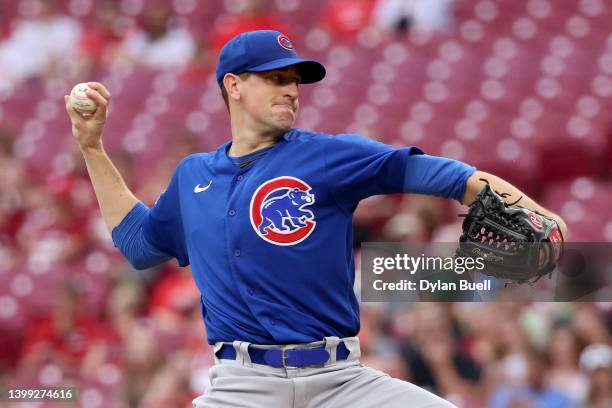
[271, 113, 296, 131]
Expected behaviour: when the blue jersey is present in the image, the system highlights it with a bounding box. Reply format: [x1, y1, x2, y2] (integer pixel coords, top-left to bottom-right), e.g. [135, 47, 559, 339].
[113, 129, 475, 344]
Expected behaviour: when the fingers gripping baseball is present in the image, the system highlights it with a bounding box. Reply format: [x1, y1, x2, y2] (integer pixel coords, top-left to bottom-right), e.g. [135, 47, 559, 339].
[65, 82, 111, 150]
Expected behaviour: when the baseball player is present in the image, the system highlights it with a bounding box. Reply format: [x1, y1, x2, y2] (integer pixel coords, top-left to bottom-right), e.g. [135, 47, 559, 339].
[65, 30, 567, 407]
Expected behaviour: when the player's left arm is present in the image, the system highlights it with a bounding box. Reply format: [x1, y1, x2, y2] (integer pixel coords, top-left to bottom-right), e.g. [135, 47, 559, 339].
[463, 170, 568, 240]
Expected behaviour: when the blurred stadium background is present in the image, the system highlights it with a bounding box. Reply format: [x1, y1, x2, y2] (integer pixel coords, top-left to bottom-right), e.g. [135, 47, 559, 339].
[0, 0, 611, 407]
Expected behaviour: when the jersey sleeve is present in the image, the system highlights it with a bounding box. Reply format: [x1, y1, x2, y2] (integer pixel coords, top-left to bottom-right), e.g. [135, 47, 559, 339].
[141, 166, 189, 266]
[323, 134, 476, 210]
[112, 202, 173, 269]
[112, 165, 189, 268]
[403, 153, 476, 202]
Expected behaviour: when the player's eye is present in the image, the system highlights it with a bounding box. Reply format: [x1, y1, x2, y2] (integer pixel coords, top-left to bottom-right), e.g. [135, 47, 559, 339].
[267, 73, 300, 86]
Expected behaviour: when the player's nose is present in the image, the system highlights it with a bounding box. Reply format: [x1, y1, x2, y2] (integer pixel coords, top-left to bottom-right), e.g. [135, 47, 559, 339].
[283, 81, 299, 100]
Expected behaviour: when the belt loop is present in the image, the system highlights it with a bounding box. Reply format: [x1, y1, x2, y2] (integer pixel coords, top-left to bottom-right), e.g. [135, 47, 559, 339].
[213, 342, 224, 365]
[232, 341, 244, 365]
[344, 337, 361, 360]
[324, 336, 340, 366]
[239, 341, 252, 367]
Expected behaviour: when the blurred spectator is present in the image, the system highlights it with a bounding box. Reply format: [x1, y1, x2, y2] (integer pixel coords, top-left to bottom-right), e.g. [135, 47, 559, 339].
[120, 0, 195, 70]
[0, 6, 12, 40]
[0, 130, 26, 244]
[359, 305, 408, 380]
[431, 201, 464, 242]
[0, 0, 82, 86]
[353, 194, 401, 242]
[373, 0, 453, 35]
[570, 305, 610, 346]
[489, 348, 573, 408]
[210, 0, 290, 51]
[579, 344, 612, 408]
[106, 277, 146, 339]
[106, 278, 161, 406]
[76, 0, 126, 77]
[546, 324, 589, 403]
[453, 304, 498, 366]
[122, 317, 163, 406]
[180, 39, 216, 84]
[320, 0, 378, 42]
[496, 315, 532, 386]
[15, 181, 92, 267]
[135, 129, 201, 205]
[400, 304, 482, 404]
[139, 351, 196, 408]
[18, 281, 120, 379]
[383, 196, 446, 242]
[149, 265, 200, 335]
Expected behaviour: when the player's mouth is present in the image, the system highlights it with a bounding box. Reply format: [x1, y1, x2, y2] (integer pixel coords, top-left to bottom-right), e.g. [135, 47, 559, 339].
[272, 103, 295, 112]
[272, 103, 296, 119]
[272, 103, 295, 113]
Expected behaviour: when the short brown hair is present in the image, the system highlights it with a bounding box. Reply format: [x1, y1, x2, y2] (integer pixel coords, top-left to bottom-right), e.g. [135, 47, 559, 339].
[221, 72, 251, 111]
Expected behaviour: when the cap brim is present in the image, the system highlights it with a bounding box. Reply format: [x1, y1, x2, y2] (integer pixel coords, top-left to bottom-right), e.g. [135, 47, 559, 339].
[246, 58, 326, 84]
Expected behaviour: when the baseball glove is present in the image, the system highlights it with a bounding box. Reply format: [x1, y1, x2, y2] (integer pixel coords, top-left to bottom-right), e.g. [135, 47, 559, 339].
[457, 182, 564, 284]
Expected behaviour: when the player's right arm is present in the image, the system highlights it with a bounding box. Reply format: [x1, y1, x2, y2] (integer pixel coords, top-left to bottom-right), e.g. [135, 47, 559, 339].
[64, 82, 138, 233]
[64, 82, 179, 269]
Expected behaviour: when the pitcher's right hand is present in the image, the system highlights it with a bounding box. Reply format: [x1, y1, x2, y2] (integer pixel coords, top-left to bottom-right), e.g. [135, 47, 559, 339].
[65, 82, 111, 151]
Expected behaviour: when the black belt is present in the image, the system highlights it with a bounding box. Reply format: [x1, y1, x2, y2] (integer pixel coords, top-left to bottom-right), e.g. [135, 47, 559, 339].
[216, 341, 350, 368]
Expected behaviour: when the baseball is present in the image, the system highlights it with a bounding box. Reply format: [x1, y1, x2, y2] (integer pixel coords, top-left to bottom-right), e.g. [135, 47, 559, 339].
[70, 82, 97, 113]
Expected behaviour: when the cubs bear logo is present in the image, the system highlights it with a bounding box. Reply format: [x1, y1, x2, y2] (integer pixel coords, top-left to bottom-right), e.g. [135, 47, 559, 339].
[250, 177, 316, 245]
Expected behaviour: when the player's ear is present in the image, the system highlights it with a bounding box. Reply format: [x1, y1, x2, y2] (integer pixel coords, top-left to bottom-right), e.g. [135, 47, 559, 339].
[223, 73, 241, 102]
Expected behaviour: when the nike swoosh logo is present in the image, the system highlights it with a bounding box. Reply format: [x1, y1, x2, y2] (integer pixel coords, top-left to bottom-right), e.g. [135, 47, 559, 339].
[194, 180, 212, 193]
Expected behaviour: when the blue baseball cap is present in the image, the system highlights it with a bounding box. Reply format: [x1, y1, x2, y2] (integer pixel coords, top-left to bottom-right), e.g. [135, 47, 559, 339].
[216, 30, 326, 88]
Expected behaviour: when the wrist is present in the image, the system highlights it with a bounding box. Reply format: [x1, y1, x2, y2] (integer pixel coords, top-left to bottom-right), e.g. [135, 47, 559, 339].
[79, 142, 105, 155]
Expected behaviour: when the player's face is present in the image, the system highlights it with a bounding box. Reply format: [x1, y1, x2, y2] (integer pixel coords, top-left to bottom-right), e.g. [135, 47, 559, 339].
[241, 67, 301, 132]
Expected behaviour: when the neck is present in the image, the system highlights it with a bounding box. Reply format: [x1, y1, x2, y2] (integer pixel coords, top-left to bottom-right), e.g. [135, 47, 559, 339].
[228, 112, 286, 157]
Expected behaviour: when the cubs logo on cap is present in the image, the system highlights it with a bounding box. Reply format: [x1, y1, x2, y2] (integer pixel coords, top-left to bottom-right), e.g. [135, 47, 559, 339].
[250, 177, 316, 246]
[277, 35, 294, 50]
